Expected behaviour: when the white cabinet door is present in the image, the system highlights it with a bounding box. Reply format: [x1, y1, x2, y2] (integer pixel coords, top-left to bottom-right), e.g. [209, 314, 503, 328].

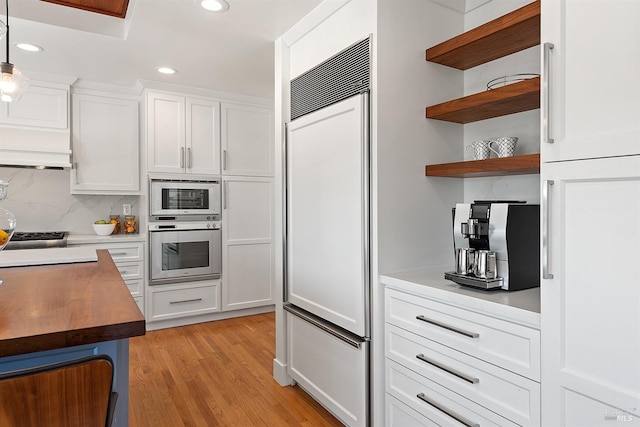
[71, 93, 139, 194]
[147, 92, 186, 174]
[221, 103, 273, 176]
[222, 177, 274, 310]
[186, 98, 221, 175]
[541, 0, 640, 162]
[541, 156, 640, 426]
[1, 82, 68, 129]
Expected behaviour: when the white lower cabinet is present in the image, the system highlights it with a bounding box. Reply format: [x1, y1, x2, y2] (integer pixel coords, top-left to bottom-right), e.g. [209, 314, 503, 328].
[541, 156, 640, 426]
[68, 240, 145, 317]
[384, 287, 541, 426]
[386, 394, 437, 427]
[148, 280, 220, 322]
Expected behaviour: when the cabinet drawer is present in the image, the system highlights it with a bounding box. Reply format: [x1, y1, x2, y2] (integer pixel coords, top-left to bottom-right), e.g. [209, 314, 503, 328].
[105, 244, 143, 262]
[77, 243, 143, 262]
[386, 394, 439, 427]
[386, 324, 540, 426]
[386, 288, 540, 380]
[115, 261, 143, 282]
[125, 278, 143, 298]
[386, 360, 519, 427]
[133, 296, 144, 317]
[150, 283, 220, 321]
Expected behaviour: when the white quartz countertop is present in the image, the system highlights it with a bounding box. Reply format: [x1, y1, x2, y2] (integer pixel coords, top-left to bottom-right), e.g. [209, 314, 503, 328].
[67, 233, 146, 244]
[0, 247, 98, 267]
[381, 266, 540, 329]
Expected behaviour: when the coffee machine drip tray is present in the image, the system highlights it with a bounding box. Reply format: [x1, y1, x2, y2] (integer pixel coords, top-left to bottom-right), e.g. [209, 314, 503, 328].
[444, 272, 504, 290]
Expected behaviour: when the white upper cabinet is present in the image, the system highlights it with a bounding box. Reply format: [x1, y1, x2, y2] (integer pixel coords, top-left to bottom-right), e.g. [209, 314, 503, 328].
[221, 103, 273, 176]
[147, 91, 220, 175]
[541, 0, 640, 162]
[71, 92, 140, 194]
[0, 82, 68, 129]
[186, 98, 221, 175]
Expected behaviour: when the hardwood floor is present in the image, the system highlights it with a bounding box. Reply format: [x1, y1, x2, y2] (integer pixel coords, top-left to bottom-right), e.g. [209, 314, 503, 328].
[129, 313, 343, 426]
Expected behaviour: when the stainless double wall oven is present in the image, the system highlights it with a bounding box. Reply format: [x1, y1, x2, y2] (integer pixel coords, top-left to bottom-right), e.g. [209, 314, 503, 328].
[148, 177, 222, 285]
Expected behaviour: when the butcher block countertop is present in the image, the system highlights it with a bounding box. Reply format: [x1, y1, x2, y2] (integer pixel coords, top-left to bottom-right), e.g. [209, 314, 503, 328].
[0, 250, 145, 358]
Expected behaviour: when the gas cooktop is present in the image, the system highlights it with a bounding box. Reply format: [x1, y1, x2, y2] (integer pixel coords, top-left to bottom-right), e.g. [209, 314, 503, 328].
[5, 231, 69, 250]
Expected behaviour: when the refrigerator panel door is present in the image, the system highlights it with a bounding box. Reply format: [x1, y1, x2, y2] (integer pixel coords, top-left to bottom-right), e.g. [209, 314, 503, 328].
[286, 94, 368, 336]
[286, 310, 368, 427]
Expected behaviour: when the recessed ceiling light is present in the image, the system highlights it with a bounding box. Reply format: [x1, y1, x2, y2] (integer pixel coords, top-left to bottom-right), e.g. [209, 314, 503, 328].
[156, 67, 178, 75]
[16, 43, 44, 52]
[200, 0, 229, 12]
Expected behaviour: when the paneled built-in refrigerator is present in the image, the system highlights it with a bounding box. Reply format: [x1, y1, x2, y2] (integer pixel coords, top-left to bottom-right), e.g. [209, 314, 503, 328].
[284, 36, 371, 427]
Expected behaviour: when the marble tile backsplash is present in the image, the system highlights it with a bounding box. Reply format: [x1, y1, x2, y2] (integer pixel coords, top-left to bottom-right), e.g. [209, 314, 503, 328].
[0, 167, 140, 234]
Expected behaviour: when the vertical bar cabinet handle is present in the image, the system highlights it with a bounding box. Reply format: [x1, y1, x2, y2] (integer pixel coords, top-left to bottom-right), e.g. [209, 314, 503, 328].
[223, 181, 228, 210]
[187, 147, 192, 169]
[223, 150, 228, 171]
[180, 147, 185, 169]
[543, 180, 554, 279]
[543, 42, 555, 144]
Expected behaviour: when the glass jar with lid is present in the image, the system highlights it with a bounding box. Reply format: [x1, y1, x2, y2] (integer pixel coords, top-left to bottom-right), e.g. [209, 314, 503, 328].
[123, 215, 137, 234]
[109, 215, 121, 234]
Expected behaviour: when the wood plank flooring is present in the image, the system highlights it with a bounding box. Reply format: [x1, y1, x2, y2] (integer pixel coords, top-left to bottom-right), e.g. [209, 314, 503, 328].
[129, 313, 343, 426]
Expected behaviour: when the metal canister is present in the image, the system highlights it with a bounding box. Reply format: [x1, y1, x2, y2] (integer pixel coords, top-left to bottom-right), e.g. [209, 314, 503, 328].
[474, 250, 497, 279]
[455, 247, 475, 275]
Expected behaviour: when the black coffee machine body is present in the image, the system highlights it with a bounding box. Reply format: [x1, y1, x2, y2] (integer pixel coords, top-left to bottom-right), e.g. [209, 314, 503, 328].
[446, 201, 540, 291]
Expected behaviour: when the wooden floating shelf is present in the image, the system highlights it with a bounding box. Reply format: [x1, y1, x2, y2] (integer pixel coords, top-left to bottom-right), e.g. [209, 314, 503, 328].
[426, 0, 540, 70]
[425, 153, 540, 178]
[426, 77, 540, 124]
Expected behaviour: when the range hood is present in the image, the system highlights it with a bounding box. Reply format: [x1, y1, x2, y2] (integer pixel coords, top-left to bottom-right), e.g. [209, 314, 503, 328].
[0, 127, 72, 169]
[0, 76, 75, 170]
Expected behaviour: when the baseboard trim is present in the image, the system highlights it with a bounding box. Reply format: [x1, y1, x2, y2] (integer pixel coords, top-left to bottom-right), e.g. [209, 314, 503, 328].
[273, 358, 293, 386]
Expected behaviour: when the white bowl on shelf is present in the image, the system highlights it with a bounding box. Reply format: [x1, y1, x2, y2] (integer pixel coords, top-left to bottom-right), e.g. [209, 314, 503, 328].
[92, 223, 115, 236]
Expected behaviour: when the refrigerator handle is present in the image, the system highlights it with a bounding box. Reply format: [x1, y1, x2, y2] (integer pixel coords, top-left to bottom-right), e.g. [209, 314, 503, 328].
[361, 90, 372, 340]
[284, 304, 363, 349]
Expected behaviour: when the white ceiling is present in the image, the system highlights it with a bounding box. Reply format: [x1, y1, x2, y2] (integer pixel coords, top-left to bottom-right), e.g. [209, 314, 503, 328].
[5, 0, 322, 99]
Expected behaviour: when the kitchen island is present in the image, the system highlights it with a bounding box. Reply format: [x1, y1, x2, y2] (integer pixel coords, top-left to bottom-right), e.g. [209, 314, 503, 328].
[0, 249, 145, 427]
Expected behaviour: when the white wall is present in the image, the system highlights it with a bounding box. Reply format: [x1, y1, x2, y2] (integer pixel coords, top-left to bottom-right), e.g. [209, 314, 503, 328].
[462, 0, 541, 204]
[377, 0, 463, 274]
[0, 167, 140, 233]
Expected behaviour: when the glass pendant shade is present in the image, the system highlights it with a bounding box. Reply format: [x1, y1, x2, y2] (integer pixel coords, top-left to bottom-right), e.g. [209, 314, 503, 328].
[0, 62, 28, 103]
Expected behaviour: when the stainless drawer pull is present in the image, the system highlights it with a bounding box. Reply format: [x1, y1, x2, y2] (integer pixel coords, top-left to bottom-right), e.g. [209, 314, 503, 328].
[417, 393, 480, 427]
[416, 354, 479, 384]
[169, 298, 203, 305]
[109, 252, 129, 256]
[416, 315, 479, 338]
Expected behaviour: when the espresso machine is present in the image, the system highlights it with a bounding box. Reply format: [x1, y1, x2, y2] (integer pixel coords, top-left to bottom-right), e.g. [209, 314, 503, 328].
[445, 201, 540, 291]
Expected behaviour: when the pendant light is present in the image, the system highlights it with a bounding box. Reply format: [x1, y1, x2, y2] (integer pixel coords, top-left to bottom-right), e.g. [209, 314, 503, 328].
[0, 0, 28, 103]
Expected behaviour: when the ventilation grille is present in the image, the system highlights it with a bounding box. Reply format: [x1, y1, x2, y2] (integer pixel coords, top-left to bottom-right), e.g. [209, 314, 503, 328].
[290, 36, 370, 120]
